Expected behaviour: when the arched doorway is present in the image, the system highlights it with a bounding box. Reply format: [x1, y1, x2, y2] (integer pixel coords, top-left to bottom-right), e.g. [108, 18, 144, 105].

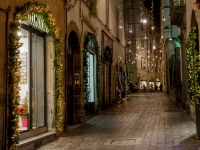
[67, 31, 80, 125]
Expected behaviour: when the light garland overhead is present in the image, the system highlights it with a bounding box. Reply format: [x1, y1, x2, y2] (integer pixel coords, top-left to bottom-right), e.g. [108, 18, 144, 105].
[119, 1, 123, 28]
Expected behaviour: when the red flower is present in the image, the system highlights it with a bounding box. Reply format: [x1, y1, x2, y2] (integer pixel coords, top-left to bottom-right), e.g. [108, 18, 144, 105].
[18, 106, 24, 114]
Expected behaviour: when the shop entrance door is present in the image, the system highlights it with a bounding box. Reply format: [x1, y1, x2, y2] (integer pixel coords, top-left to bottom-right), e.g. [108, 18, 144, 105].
[85, 52, 95, 116]
[103, 64, 111, 107]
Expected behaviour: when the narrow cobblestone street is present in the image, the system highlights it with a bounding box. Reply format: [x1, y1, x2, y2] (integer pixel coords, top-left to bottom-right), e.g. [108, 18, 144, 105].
[38, 93, 200, 150]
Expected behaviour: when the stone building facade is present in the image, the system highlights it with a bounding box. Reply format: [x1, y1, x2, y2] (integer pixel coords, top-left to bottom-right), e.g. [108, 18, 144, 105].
[0, 0, 126, 149]
[125, 0, 162, 92]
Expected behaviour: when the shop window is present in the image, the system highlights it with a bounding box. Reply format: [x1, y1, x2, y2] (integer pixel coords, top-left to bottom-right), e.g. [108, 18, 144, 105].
[150, 60, 154, 72]
[150, 43, 152, 53]
[141, 57, 146, 70]
[141, 39, 144, 49]
[18, 25, 45, 132]
[149, 82, 155, 90]
[141, 23, 144, 31]
[140, 81, 147, 89]
[156, 78, 161, 91]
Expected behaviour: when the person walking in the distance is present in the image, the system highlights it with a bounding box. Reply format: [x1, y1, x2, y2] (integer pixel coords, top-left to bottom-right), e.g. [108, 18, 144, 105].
[160, 83, 163, 92]
[155, 85, 157, 92]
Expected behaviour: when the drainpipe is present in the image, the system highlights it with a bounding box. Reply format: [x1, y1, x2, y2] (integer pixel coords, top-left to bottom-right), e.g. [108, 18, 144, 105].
[64, 1, 68, 133]
[0, 6, 9, 150]
[123, 0, 127, 62]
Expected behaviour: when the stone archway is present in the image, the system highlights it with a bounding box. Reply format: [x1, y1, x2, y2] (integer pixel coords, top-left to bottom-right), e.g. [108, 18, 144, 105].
[66, 21, 84, 124]
[66, 30, 81, 125]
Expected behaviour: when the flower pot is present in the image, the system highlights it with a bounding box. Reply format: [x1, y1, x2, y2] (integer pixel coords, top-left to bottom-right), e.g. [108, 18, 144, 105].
[22, 118, 27, 127]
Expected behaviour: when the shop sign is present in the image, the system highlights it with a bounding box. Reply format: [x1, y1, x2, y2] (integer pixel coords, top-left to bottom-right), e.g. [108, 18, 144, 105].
[26, 14, 49, 32]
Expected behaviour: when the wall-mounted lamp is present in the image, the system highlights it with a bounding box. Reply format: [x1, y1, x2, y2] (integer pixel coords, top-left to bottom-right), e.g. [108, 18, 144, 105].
[74, 73, 80, 86]
[142, 18, 147, 24]
[195, 0, 200, 10]
[162, 15, 166, 21]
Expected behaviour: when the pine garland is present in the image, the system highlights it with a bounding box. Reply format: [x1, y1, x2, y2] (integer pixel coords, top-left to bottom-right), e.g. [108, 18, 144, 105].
[90, 0, 99, 18]
[186, 26, 200, 104]
[8, 1, 64, 149]
[115, 57, 129, 102]
[126, 64, 131, 95]
[84, 33, 101, 106]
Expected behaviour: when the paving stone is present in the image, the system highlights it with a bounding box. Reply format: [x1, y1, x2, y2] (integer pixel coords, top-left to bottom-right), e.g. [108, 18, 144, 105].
[38, 93, 200, 150]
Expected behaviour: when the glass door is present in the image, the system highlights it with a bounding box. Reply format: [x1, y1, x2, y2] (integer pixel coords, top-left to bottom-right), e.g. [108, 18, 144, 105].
[85, 52, 95, 116]
[89, 53, 94, 103]
[31, 33, 45, 129]
[18, 26, 45, 133]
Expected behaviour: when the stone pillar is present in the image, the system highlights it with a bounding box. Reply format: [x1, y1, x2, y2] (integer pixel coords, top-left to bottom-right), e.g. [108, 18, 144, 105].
[45, 36, 55, 131]
[0, 10, 6, 149]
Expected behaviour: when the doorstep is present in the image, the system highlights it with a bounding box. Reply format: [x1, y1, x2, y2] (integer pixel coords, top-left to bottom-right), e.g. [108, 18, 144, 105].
[17, 132, 57, 150]
[192, 115, 196, 123]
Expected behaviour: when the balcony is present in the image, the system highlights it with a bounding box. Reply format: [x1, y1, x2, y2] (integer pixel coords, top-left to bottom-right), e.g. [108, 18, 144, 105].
[170, 0, 186, 28]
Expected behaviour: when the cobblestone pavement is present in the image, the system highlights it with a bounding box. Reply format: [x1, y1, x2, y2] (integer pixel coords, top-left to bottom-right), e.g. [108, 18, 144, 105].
[38, 93, 200, 150]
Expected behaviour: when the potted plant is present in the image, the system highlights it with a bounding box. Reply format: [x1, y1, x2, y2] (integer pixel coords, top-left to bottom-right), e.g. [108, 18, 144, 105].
[19, 92, 28, 127]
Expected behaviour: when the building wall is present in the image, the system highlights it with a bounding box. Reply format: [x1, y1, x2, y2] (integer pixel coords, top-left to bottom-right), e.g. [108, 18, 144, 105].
[0, 0, 127, 148]
[67, 0, 126, 107]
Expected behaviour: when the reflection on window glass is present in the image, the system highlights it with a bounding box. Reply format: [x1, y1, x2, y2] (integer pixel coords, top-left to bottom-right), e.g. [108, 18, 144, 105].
[18, 28, 45, 132]
[32, 33, 45, 128]
[18, 28, 30, 132]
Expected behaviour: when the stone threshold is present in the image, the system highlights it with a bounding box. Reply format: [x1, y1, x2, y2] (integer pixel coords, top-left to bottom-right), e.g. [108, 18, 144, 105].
[17, 132, 57, 150]
[192, 115, 196, 123]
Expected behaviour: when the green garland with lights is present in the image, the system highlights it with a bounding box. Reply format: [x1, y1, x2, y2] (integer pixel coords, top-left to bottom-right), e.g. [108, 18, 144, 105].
[8, 1, 64, 149]
[115, 57, 129, 102]
[84, 33, 101, 106]
[126, 64, 131, 95]
[90, 0, 99, 18]
[186, 26, 200, 104]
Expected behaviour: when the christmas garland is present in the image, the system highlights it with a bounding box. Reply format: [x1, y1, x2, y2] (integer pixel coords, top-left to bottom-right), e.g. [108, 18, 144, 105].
[115, 57, 129, 102]
[8, 1, 64, 149]
[186, 26, 200, 104]
[126, 64, 131, 95]
[84, 33, 101, 106]
[90, 0, 99, 18]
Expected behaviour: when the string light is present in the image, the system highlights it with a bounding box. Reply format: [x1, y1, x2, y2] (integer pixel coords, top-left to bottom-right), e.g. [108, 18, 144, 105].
[119, 2, 123, 28]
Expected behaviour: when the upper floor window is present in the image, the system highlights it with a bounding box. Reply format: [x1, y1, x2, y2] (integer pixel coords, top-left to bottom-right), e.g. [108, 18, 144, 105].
[141, 39, 144, 49]
[149, 24, 152, 34]
[106, 0, 109, 26]
[116, 8, 119, 37]
[141, 23, 144, 31]
[150, 43, 152, 53]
